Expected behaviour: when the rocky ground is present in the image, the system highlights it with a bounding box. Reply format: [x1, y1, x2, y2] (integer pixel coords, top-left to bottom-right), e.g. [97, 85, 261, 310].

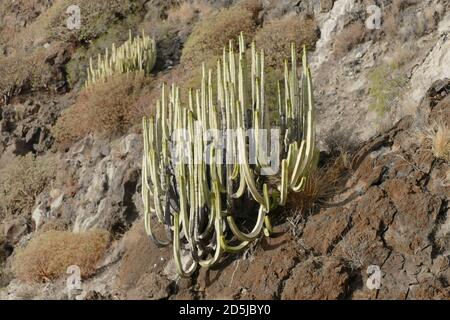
[0, 0, 449, 299]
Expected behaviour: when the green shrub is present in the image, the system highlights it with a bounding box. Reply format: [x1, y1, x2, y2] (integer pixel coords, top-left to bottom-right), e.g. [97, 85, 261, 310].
[0, 154, 56, 219]
[52, 72, 153, 147]
[368, 63, 408, 115]
[254, 14, 319, 68]
[180, 3, 259, 67]
[13, 230, 110, 282]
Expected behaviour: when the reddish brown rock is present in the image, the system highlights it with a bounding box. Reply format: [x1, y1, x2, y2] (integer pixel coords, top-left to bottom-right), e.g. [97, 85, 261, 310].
[302, 208, 352, 255]
[196, 233, 302, 300]
[281, 256, 351, 300]
[383, 179, 441, 255]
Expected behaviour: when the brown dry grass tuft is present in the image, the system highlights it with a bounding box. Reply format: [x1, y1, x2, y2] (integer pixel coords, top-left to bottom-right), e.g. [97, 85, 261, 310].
[52, 72, 153, 148]
[286, 152, 352, 215]
[420, 122, 450, 162]
[13, 230, 110, 282]
[333, 21, 366, 58]
[254, 14, 319, 68]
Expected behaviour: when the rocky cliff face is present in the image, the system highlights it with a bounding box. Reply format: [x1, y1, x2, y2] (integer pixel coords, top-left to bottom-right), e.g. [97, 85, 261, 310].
[0, 0, 449, 300]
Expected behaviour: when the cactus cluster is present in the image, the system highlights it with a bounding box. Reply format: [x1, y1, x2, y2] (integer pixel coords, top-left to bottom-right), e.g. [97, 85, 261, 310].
[85, 30, 156, 88]
[142, 33, 315, 276]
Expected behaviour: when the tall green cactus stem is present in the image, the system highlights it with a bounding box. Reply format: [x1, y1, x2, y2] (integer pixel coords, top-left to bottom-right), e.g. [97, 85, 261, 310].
[85, 30, 156, 88]
[142, 33, 316, 277]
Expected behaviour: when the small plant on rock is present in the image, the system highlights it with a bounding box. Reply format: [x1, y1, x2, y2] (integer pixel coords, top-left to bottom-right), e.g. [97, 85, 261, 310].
[422, 121, 450, 162]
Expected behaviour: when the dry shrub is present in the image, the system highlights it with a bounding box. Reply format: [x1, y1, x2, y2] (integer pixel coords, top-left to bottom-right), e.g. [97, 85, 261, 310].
[422, 4, 446, 32]
[13, 230, 110, 282]
[392, 0, 410, 14]
[383, 0, 409, 39]
[0, 0, 53, 30]
[0, 154, 56, 219]
[238, 0, 263, 19]
[333, 21, 366, 58]
[0, 0, 54, 47]
[421, 122, 450, 162]
[388, 44, 416, 68]
[383, 12, 398, 38]
[320, 0, 335, 12]
[52, 72, 153, 147]
[180, 3, 259, 67]
[254, 14, 319, 68]
[0, 45, 63, 103]
[167, 0, 213, 24]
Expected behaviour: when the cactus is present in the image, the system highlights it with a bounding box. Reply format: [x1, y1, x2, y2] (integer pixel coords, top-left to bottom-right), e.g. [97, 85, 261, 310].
[142, 33, 315, 277]
[85, 30, 156, 88]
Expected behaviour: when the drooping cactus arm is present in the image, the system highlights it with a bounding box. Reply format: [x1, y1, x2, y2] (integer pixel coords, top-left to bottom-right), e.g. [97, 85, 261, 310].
[279, 159, 289, 206]
[226, 205, 266, 242]
[198, 181, 224, 267]
[219, 236, 250, 254]
[142, 159, 170, 247]
[173, 212, 198, 278]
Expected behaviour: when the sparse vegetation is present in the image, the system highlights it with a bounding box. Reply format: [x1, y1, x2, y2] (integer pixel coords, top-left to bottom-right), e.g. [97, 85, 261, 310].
[180, 3, 260, 67]
[13, 230, 110, 282]
[254, 14, 319, 67]
[388, 44, 416, 68]
[0, 45, 62, 103]
[47, 0, 147, 43]
[384, 0, 446, 40]
[0, 154, 56, 219]
[368, 63, 409, 115]
[52, 72, 152, 147]
[333, 21, 366, 58]
[167, 0, 213, 24]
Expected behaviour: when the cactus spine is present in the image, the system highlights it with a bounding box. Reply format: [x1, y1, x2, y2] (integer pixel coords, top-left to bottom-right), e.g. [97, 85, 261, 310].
[85, 30, 156, 88]
[142, 33, 315, 276]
